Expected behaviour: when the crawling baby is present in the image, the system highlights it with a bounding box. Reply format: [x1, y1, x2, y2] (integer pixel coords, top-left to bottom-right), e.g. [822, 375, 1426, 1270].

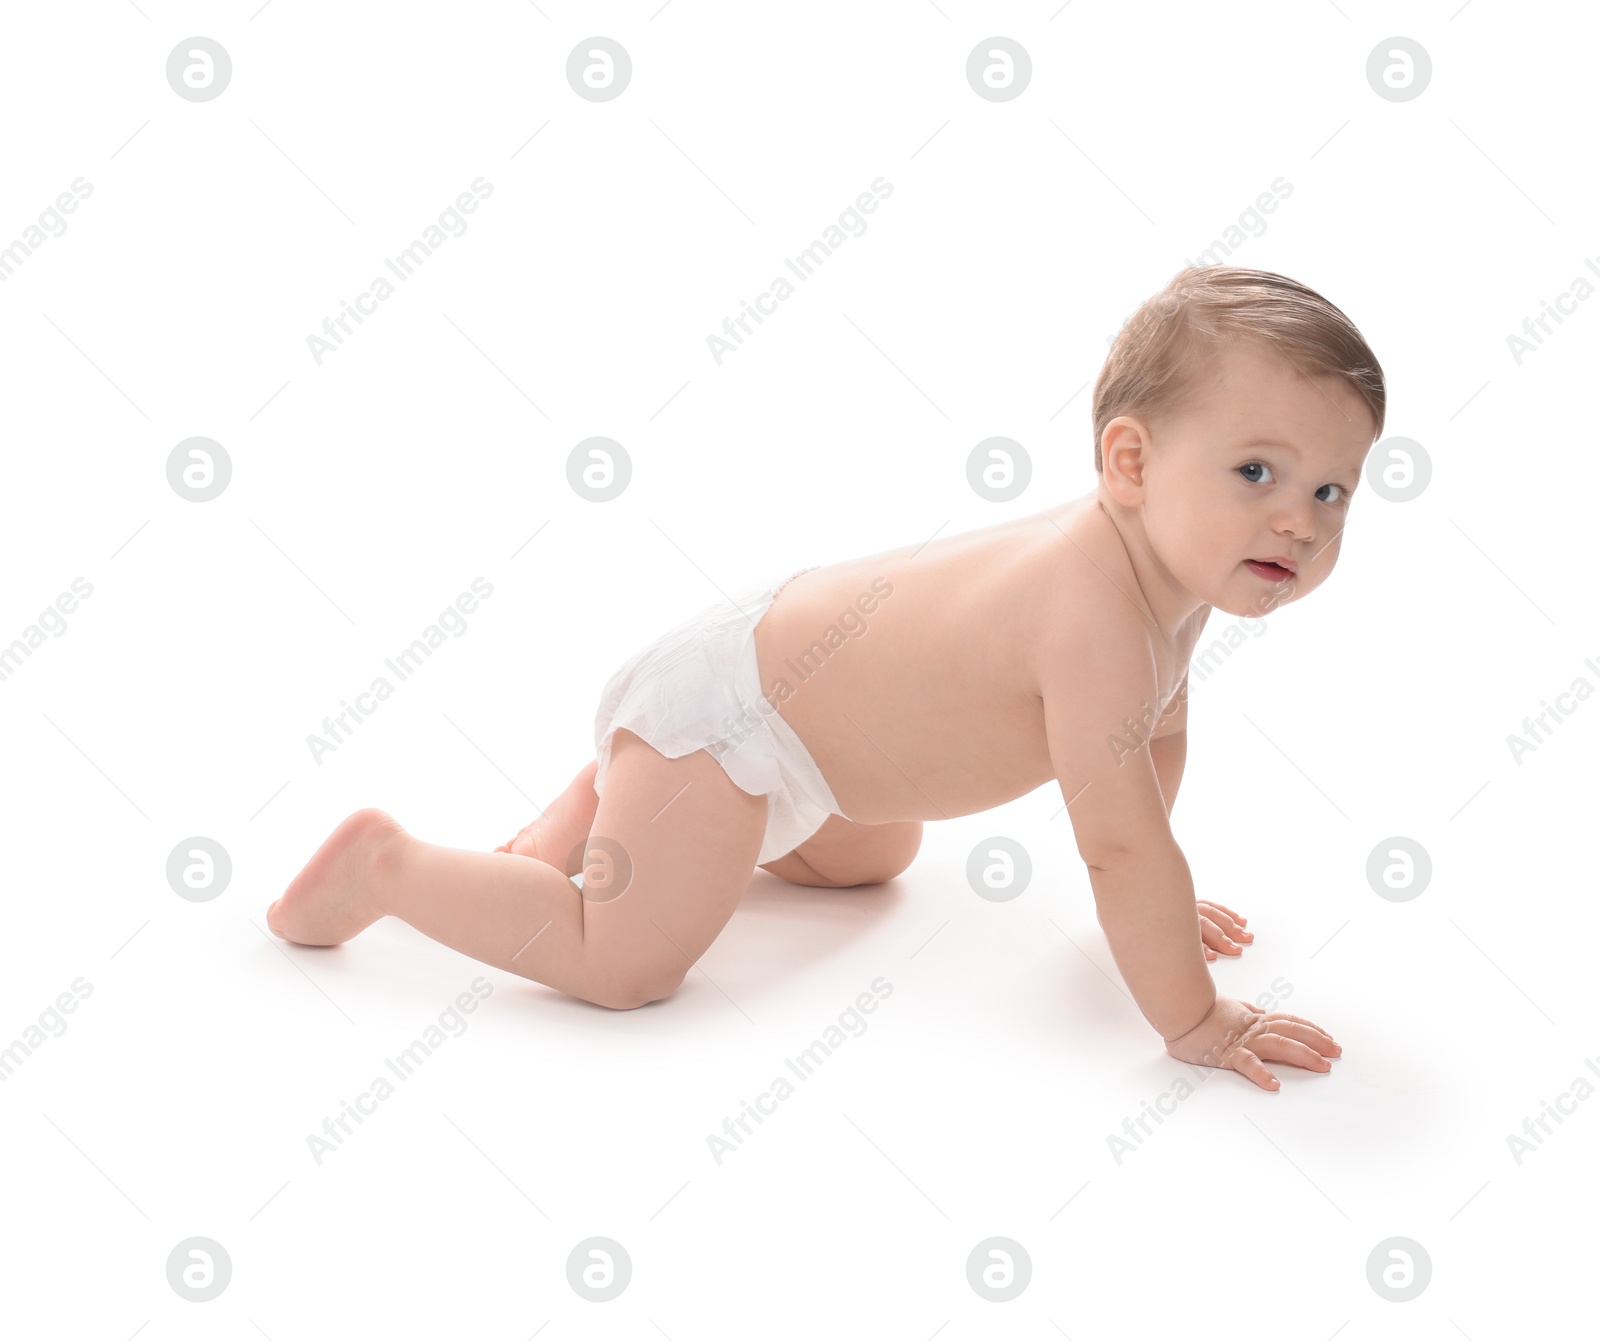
[271, 264, 1380, 1091]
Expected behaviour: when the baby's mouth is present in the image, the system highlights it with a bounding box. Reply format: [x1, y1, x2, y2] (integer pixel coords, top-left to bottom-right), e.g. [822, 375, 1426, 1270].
[1244, 559, 1295, 583]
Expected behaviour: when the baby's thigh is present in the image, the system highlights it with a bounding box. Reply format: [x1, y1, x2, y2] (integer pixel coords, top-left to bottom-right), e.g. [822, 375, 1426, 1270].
[580, 728, 768, 1007]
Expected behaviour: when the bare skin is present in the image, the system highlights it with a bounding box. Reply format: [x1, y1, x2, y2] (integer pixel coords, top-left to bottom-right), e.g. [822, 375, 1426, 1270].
[272, 339, 1367, 1087]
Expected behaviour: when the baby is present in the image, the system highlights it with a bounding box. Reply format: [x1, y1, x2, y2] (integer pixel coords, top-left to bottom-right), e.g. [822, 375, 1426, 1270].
[270, 265, 1381, 1092]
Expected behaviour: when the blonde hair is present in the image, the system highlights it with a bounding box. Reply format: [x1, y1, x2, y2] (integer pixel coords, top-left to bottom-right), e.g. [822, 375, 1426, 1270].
[1092, 266, 1386, 471]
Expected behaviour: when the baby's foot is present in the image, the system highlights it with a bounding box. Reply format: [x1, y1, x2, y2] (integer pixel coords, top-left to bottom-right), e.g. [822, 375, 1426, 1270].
[498, 760, 600, 874]
[268, 808, 407, 945]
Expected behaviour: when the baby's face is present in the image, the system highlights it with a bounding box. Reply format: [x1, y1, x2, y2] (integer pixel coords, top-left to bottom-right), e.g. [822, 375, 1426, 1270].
[1136, 341, 1376, 618]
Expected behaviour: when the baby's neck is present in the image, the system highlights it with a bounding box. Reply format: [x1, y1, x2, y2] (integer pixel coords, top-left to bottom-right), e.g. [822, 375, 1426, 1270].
[1093, 490, 1209, 643]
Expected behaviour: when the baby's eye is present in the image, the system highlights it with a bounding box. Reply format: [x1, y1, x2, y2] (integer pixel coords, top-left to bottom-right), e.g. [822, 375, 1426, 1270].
[1238, 462, 1272, 484]
[1317, 483, 1350, 505]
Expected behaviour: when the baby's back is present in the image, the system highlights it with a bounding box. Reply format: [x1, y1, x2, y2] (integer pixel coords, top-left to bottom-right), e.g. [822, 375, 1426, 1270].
[754, 493, 1158, 824]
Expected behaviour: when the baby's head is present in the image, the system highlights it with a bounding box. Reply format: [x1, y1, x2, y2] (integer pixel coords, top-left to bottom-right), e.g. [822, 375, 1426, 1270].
[1092, 266, 1385, 618]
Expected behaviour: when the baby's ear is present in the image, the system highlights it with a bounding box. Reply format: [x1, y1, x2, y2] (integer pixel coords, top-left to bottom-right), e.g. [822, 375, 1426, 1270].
[1098, 418, 1153, 502]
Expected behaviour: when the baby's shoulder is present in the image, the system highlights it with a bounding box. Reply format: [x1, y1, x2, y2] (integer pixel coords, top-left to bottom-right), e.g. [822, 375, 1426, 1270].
[1026, 566, 1161, 699]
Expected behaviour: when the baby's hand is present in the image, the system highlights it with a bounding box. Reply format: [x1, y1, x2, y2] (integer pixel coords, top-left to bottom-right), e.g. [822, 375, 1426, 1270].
[1163, 996, 1341, 1091]
[1198, 899, 1252, 960]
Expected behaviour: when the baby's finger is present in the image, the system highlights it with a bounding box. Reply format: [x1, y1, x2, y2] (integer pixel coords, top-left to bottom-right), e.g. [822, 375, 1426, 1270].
[1226, 1045, 1279, 1091]
[1259, 1012, 1339, 1050]
[1263, 1019, 1341, 1057]
[1202, 900, 1247, 925]
[1199, 916, 1243, 956]
[1250, 1032, 1335, 1073]
[1200, 904, 1253, 941]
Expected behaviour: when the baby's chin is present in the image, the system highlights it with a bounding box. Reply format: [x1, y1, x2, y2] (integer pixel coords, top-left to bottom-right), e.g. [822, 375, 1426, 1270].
[1205, 572, 1303, 618]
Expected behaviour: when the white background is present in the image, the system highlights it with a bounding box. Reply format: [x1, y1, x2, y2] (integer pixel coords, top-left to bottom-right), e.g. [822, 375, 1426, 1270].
[2, 1, 1596, 1336]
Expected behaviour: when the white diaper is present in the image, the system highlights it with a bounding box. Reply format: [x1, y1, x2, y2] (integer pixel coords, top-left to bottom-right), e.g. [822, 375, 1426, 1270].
[592, 565, 847, 865]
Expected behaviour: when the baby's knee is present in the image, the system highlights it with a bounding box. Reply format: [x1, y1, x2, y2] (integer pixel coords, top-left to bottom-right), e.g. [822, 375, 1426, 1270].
[875, 819, 924, 881]
[579, 957, 687, 1011]
[803, 818, 924, 887]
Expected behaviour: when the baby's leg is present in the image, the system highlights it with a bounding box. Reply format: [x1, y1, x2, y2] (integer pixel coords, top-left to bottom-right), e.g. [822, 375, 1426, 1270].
[760, 814, 924, 888]
[269, 729, 770, 1010]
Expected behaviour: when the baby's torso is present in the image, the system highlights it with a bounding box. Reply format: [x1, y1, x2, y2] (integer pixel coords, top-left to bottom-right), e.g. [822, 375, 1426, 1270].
[753, 494, 1207, 824]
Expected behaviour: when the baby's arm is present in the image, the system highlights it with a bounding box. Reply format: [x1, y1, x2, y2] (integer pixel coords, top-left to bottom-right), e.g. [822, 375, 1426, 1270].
[1038, 625, 1340, 1087]
[1147, 671, 1186, 814]
[1143, 685, 1248, 961]
[1040, 636, 1213, 1042]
